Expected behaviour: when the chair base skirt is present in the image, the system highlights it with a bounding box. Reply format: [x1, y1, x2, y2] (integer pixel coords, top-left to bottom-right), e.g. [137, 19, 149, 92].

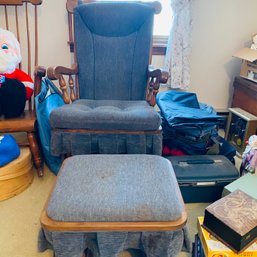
[50, 129, 163, 156]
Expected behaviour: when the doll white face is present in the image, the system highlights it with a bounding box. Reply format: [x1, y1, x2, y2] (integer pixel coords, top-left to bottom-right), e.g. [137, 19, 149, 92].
[0, 28, 22, 74]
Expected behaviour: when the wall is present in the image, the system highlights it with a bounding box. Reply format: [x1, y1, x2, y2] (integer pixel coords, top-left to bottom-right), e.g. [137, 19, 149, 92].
[38, 0, 71, 68]
[189, 0, 257, 110]
[2, 0, 257, 110]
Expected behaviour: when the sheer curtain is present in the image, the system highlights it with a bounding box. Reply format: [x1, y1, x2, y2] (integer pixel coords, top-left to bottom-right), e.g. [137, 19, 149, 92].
[164, 0, 192, 90]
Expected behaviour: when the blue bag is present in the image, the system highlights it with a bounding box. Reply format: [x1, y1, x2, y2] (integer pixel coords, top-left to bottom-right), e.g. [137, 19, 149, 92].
[35, 78, 65, 175]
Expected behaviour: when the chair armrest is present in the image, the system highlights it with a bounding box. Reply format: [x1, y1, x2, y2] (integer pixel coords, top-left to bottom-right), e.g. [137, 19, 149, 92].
[34, 66, 46, 97]
[46, 64, 79, 104]
[47, 64, 78, 79]
[147, 65, 169, 106]
[159, 69, 169, 84]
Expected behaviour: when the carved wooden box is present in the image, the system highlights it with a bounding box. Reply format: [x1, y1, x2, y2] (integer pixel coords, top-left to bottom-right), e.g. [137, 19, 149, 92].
[203, 189, 257, 253]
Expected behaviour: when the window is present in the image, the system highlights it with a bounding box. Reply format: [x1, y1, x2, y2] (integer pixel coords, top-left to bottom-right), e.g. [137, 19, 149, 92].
[126, 0, 173, 53]
[100, 0, 172, 47]
[152, 0, 172, 38]
[152, 0, 172, 54]
[128, 0, 173, 38]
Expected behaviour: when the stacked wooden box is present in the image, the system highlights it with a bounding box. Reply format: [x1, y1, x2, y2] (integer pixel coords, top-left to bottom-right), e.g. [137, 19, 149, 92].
[0, 147, 33, 201]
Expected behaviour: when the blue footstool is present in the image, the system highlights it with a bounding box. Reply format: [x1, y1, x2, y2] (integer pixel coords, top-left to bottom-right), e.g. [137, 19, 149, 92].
[39, 154, 191, 257]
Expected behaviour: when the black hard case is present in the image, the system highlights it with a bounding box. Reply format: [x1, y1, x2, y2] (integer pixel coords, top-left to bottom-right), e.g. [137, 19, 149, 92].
[166, 155, 239, 203]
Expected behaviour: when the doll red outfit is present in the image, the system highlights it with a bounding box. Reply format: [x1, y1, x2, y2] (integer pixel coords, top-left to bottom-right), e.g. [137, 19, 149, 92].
[0, 28, 34, 118]
[2, 69, 34, 100]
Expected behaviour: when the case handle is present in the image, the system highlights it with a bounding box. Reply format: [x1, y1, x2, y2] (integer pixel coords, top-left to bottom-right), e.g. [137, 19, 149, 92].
[178, 159, 222, 165]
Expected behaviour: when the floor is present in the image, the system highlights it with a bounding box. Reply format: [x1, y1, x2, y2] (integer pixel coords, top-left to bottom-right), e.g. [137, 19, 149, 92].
[0, 155, 242, 257]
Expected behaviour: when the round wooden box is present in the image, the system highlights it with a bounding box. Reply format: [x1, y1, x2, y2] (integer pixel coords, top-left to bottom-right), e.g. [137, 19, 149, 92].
[0, 147, 34, 201]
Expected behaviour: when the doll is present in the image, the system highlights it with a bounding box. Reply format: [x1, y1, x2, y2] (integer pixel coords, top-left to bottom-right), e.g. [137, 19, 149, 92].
[0, 28, 34, 118]
[240, 135, 257, 176]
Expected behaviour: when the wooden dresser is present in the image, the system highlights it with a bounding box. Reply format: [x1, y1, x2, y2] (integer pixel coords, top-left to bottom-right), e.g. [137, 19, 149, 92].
[232, 76, 257, 116]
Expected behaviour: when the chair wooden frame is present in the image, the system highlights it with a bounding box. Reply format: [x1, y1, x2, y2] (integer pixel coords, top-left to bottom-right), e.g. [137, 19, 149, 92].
[0, 0, 45, 177]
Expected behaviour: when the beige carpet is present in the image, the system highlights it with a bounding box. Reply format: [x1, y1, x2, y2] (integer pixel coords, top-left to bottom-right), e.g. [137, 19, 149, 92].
[0, 156, 241, 257]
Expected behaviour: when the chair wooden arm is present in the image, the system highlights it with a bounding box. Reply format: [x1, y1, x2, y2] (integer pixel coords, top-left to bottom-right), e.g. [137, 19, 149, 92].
[159, 69, 169, 84]
[147, 66, 169, 106]
[47, 64, 78, 79]
[47, 64, 79, 104]
[34, 66, 46, 97]
[0, 0, 42, 5]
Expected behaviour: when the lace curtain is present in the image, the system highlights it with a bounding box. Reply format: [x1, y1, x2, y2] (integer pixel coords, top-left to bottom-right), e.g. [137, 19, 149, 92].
[164, 0, 192, 89]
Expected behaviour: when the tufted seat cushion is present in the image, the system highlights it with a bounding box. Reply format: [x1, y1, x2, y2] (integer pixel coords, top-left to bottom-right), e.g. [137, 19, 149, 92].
[50, 100, 161, 131]
[47, 154, 184, 222]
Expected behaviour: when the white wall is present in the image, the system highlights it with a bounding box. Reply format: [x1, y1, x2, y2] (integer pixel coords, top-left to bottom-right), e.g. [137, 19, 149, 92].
[5, 0, 256, 110]
[190, 0, 257, 110]
[38, 0, 71, 68]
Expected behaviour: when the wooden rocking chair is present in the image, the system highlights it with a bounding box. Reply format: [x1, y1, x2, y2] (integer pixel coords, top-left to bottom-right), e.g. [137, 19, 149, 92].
[0, 0, 45, 177]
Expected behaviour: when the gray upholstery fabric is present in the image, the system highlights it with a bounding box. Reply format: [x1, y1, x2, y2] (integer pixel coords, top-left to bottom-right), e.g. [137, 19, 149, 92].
[74, 2, 153, 100]
[38, 228, 192, 257]
[50, 132, 162, 156]
[50, 100, 161, 130]
[47, 155, 183, 222]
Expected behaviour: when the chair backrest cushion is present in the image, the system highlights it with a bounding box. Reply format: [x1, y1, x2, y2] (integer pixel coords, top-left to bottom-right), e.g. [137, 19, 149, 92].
[74, 1, 154, 100]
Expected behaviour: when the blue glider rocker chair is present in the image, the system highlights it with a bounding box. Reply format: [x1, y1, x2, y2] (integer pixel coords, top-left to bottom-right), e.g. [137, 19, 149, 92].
[36, 0, 168, 158]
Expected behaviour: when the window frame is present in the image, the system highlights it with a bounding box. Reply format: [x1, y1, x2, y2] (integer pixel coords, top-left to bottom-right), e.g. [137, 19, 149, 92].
[152, 35, 167, 55]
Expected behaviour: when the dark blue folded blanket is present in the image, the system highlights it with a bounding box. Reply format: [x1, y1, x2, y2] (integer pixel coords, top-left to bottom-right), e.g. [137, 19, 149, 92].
[157, 91, 222, 124]
[157, 91, 222, 139]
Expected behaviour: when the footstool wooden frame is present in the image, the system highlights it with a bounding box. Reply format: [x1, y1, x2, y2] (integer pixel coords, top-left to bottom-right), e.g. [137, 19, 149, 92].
[41, 204, 187, 232]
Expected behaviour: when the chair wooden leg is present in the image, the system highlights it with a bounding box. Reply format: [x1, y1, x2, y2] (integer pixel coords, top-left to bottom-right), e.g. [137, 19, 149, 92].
[27, 131, 44, 177]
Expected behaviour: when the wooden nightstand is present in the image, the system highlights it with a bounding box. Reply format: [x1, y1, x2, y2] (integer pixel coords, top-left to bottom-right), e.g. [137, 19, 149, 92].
[232, 76, 257, 116]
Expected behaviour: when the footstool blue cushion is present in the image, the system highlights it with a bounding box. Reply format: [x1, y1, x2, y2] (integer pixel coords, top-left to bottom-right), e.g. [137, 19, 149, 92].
[47, 154, 184, 223]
